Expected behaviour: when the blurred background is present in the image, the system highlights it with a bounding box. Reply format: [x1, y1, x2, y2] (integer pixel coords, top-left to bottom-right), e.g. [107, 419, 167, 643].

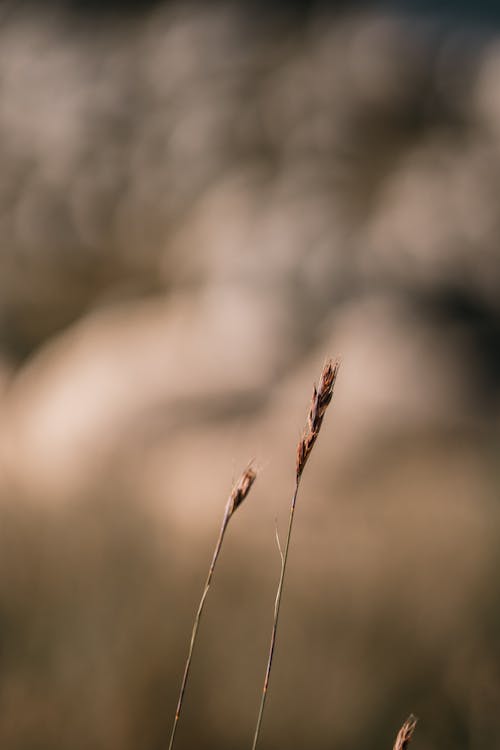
[0, 0, 500, 748]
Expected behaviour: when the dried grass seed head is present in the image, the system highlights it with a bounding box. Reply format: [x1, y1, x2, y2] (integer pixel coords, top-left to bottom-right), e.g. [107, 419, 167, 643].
[226, 463, 257, 517]
[393, 715, 418, 750]
[296, 358, 339, 478]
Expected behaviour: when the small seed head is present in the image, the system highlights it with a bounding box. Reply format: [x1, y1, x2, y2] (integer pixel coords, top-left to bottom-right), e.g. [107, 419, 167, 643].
[393, 715, 418, 750]
[227, 464, 257, 517]
[296, 359, 339, 478]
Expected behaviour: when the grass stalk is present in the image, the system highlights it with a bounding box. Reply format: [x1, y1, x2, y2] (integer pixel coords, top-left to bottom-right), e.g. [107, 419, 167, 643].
[168, 463, 256, 750]
[251, 359, 339, 750]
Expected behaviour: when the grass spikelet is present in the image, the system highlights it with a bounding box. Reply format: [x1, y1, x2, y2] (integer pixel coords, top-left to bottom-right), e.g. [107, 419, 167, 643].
[393, 715, 418, 750]
[226, 463, 257, 518]
[251, 359, 339, 750]
[296, 358, 339, 478]
[168, 462, 256, 750]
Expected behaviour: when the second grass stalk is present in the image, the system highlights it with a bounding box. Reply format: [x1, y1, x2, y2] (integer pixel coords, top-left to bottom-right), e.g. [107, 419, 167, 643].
[168, 464, 256, 750]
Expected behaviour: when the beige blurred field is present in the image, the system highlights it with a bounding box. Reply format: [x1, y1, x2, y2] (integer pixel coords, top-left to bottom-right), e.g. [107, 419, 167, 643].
[0, 2, 500, 748]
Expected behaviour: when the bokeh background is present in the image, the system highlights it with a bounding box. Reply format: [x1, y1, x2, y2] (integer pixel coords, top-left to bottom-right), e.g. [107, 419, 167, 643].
[1, 0, 500, 748]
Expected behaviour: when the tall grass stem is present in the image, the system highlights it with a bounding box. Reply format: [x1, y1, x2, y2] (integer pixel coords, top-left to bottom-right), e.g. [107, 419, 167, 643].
[168, 465, 256, 750]
[251, 359, 339, 750]
[251, 478, 300, 750]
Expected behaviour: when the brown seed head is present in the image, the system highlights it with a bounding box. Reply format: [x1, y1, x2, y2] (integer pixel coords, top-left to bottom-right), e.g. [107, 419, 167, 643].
[296, 359, 339, 478]
[393, 715, 418, 750]
[226, 463, 257, 518]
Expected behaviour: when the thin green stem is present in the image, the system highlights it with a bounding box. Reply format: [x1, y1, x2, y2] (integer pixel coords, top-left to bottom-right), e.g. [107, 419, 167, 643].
[168, 510, 230, 750]
[251, 478, 301, 750]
